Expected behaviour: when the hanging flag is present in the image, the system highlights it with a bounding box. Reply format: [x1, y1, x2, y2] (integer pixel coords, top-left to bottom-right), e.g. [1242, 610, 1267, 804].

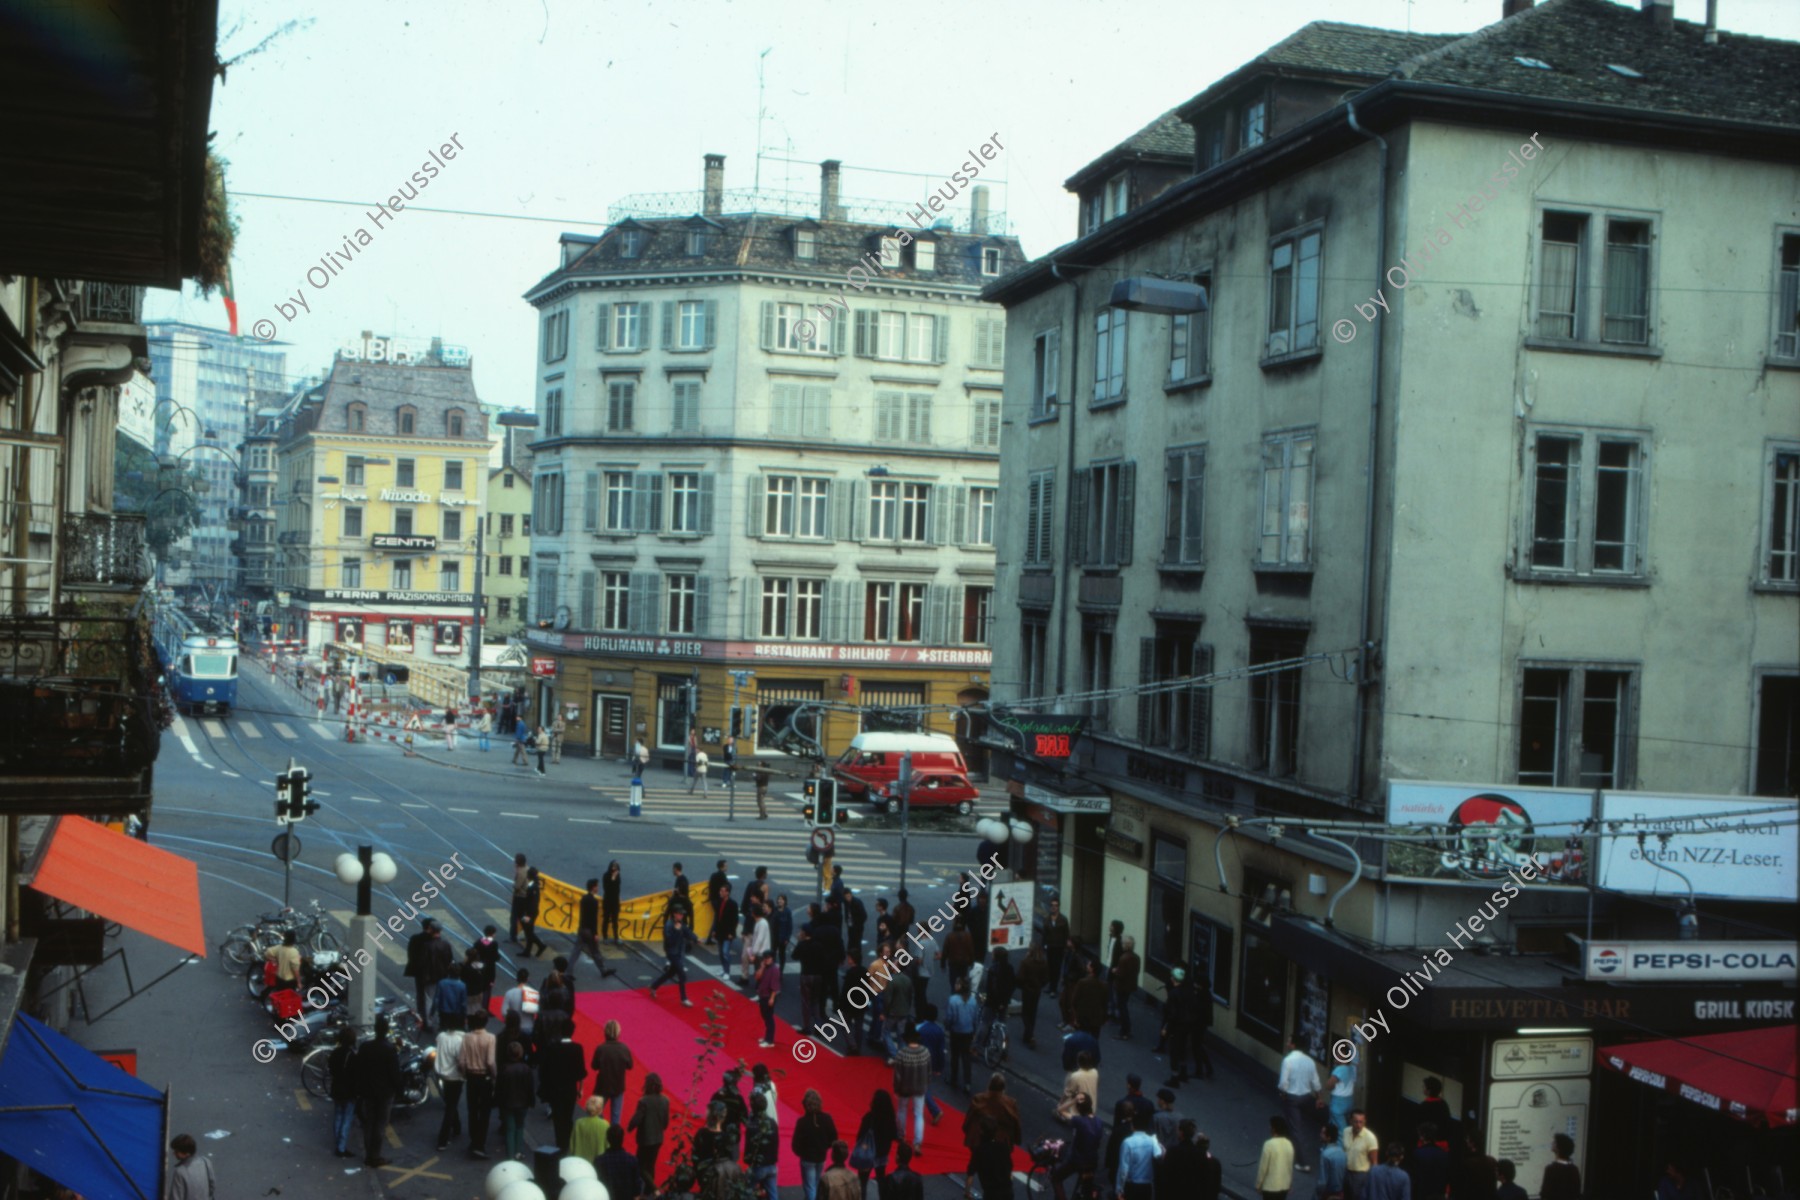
[221, 260, 240, 337]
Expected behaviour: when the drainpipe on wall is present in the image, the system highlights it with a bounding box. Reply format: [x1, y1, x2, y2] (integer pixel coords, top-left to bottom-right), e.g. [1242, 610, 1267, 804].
[1344, 101, 1387, 809]
[1049, 260, 1082, 696]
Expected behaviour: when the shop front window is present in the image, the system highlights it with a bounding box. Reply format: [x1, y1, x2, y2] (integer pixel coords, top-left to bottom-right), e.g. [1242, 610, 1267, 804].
[1146, 832, 1187, 975]
[1239, 929, 1289, 1051]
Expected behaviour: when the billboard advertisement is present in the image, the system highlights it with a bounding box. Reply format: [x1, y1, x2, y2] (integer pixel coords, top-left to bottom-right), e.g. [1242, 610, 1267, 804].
[1386, 782, 1593, 886]
[1594, 793, 1797, 902]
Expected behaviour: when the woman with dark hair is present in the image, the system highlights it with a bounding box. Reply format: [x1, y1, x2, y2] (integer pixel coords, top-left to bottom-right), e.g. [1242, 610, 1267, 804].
[629, 1072, 671, 1186]
[603, 861, 624, 941]
[790, 1088, 838, 1200]
[1256, 1115, 1296, 1200]
[854, 1088, 898, 1187]
[1539, 1132, 1581, 1200]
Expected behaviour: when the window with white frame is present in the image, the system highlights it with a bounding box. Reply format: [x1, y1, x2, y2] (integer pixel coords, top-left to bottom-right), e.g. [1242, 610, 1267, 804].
[973, 318, 1005, 369]
[860, 311, 940, 364]
[604, 471, 634, 533]
[1140, 620, 1210, 756]
[392, 559, 413, 590]
[443, 510, 462, 542]
[913, 239, 936, 272]
[1103, 175, 1129, 222]
[619, 228, 644, 258]
[1081, 619, 1114, 729]
[970, 392, 1002, 451]
[878, 237, 902, 269]
[1031, 329, 1060, 419]
[669, 472, 703, 534]
[1077, 460, 1134, 568]
[1268, 230, 1321, 356]
[899, 482, 930, 544]
[1170, 271, 1213, 383]
[1534, 209, 1655, 346]
[444, 460, 465, 491]
[967, 486, 997, 547]
[342, 506, 363, 539]
[440, 561, 461, 592]
[687, 228, 708, 256]
[770, 384, 831, 437]
[542, 310, 569, 362]
[1093, 307, 1127, 403]
[666, 574, 698, 634]
[532, 472, 564, 534]
[1760, 445, 1798, 588]
[1024, 470, 1055, 567]
[962, 586, 992, 645]
[1518, 663, 1636, 788]
[672, 379, 701, 432]
[607, 380, 635, 431]
[1164, 446, 1205, 566]
[611, 302, 645, 350]
[1240, 98, 1267, 150]
[797, 477, 831, 539]
[342, 557, 362, 588]
[774, 303, 830, 354]
[794, 578, 824, 639]
[1249, 626, 1306, 776]
[795, 228, 817, 259]
[982, 247, 1002, 276]
[868, 480, 898, 541]
[1259, 430, 1314, 567]
[760, 577, 791, 638]
[874, 391, 932, 445]
[863, 582, 925, 642]
[601, 571, 630, 631]
[1775, 233, 1800, 361]
[764, 475, 796, 537]
[676, 300, 709, 350]
[1523, 428, 1649, 579]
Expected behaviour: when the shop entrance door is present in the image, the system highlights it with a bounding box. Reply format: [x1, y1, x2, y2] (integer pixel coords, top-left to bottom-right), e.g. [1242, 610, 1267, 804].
[594, 693, 631, 760]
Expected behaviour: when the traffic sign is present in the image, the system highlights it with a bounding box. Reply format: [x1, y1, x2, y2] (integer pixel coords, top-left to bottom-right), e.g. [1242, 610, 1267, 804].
[810, 826, 836, 854]
[271, 832, 301, 863]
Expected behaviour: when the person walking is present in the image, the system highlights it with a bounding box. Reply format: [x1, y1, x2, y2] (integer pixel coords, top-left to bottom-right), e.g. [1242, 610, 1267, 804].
[745, 1091, 781, 1200]
[879, 953, 915, 1059]
[598, 1126, 642, 1200]
[496, 1041, 535, 1162]
[744, 901, 772, 987]
[512, 716, 532, 765]
[940, 917, 976, 989]
[791, 1089, 839, 1200]
[602, 861, 624, 941]
[1320, 1123, 1350, 1200]
[633, 736, 651, 774]
[854, 1088, 899, 1190]
[533, 724, 550, 775]
[1109, 936, 1141, 1041]
[509, 854, 531, 943]
[1104, 1075, 1156, 1183]
[165, 1133, 218, 1200]
[1117, 1110, 1165, 1200]
[1368, 1143, 1413, 1200]
[469, 925, 500, 1015]
[649, 908, 695, 1005]
[945, 975, 979, 1093]
[1017, 943, 1048, 1049]
[576, 877, 613, 981]
[821, 1140, 861, 1200]
[970, 1116, 1016, 1200]
[688, 747, 710, 793]
[571, 1094, 611, 1164]
[519, 870, 548, 957]
[891, 1026, 932, 1154]
[538, 1019, 589, 1152]
[773, 894, 794, 972]
[753, 767, 771, 819]
[327, 1026, 359, 1159]
[435, 962, 468, 1031]
[404, 918, 436, 1030]
[1343, 1110, 1381, 1200]
[628, 1072, 672, 1186]
[458, 1012, 498, 1161]
[1277, 1032, 1324, 1174]
[502, 967, 541, 1039]
[1256, 1116, 1298, 1200]
[353, 1013, 403, 1169]
[963, 1073, 1022, 1183]
[755, 950, 782, 1046]
[883, 1141, 926, 1200]
[721, 738, 737, 788]
[1411, 1122, 1452, 1199]
[476, 707, 493, 751]
[984, 946, 1016, 1043]
[433, 1012, 467, 1152]
[1043, 899, 1071, 993]
[716, 884, 741, 973]
[550, 710, 567, 763]
[1050, 1091, 1103, 1200]
[444, 704, 459, 750]
[589, 1019, 635, 1127]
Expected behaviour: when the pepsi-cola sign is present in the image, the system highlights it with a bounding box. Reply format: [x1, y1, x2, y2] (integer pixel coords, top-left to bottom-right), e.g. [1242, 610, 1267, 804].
[1584, 940, 1798, 982]
[1386, 782, 1592, 886]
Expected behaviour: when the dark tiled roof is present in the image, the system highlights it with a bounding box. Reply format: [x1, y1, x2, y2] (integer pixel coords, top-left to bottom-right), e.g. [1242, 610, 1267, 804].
[1397, 0, 1800, 127]
[1065, 106, 1197, 189]
[1174, 22, 1459, 120]
[528, 213, 1025, 301]
[294, 358, 486, 440]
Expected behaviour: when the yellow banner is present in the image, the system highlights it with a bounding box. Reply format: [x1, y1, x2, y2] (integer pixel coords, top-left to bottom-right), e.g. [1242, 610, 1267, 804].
[532, 874, 712, 943]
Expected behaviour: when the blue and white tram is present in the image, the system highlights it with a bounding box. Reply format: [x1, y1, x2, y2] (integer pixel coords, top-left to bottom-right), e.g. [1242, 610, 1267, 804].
[154, 606, 239, 715]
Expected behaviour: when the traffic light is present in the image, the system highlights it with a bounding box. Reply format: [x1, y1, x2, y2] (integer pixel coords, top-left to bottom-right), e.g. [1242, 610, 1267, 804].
[802, 778, 817, 827]
[275, 765, 319, 824]
[814, 777, 838, 827]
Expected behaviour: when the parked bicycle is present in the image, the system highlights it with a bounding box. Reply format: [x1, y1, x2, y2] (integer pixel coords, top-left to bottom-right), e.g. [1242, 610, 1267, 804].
[300, 1006, 434, 1109]
[219, 898, 340, 971]
[974, 992, 1010, 1068]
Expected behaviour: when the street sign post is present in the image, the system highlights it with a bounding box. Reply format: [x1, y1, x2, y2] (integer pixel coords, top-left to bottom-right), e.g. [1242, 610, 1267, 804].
[898, 752, 913, 895]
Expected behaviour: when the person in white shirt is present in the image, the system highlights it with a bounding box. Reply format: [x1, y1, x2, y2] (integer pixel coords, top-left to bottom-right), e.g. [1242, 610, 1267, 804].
[434, 1012, 467, 1152]
[687, 749, 710, 794]
[1276, 1033, 1324, 1174]
[743, 901, 772, 987]
[502, 967, 540, 1037]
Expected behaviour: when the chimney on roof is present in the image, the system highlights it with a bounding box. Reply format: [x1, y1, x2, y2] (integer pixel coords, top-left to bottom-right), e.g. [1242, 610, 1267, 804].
[1641, 0, 1673, 28]
[820, 160, 842, 223]
[1502, 0, 1533, 16]
[1704, 0, 1719, 42]
[971, 186, 990, 237]
[703, 154, 725, 217]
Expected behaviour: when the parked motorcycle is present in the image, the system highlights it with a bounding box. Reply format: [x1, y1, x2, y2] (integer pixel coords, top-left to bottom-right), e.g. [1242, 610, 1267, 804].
[299, 1010, 436, 1109]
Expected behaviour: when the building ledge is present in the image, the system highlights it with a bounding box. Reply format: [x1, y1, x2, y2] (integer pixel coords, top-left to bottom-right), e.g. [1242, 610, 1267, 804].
[1522, 337, 1662, 361]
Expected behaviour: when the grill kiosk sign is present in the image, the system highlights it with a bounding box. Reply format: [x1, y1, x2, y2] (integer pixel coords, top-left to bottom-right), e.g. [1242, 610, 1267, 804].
[1583, 940, 1797, 982]
[1594, 793, 1796, 902]
[1385, 782, 1592, 887]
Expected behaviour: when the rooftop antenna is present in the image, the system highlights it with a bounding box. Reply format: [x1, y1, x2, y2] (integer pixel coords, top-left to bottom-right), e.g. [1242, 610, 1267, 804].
[754, 47, 773, 197]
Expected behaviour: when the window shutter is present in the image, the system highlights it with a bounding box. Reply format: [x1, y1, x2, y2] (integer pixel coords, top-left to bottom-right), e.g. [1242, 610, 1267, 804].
[579, 570, 597, 630]
[1117, 460, 1136, 565]
[1093, 310, 1108, 401]
[924, 585, 949, 645]
[704, 300, 718, 349]
[804, 385, 830, 437]
[630, 571, 657, 633]
[746, 475, 764, 539]
[596, 305, 610, 350]
[825, 304, 842, 356]
[1190, 642, 1214, 758]
[1111, 309, 1128, 398]
[635, 472, 663, 533]
[1069, 470, 1090, 567]
[697, 474, 715, 534]
[584, 470, 600, 532]
[953, 486, 969, 547]
[695, 575, 712, 636]
[1025, 477, 1041, 561]
[743, 578, 760, 638]
[928, 483, 949, 546]
[1039, 476, 1055, 565]
[826, 579, 852, 642]
[1182, 450, 1204, 564]
[933, 315, 949, 364]
[770, 384, 795, 436]
[662, 301, 675, 349]
[850, 480, 867, 542]
[1138, 638, 1157, 743]
[973, 318, 989, 366]
[854, 310, 873, 358]
[1046, 329, 1061, 404]
[621, 383, 634, 431]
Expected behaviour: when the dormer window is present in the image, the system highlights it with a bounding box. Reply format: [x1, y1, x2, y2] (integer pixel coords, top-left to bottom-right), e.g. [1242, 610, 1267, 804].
[1241, 99, 1267, 150]
[397, 406, 417, 435]
[982, 247, 1002, 277]
[879, 237, 903, 269]
[913, 239, 936, 272]
[795, 228, 817, 259]
[1200, 123, 1226, 170]
[346, 402, 367, 433]
[446, 408, 466, 438]
[687, 229, 708, 256]
[1103, 174, 1129, 222]
[620, 228, 645, 259]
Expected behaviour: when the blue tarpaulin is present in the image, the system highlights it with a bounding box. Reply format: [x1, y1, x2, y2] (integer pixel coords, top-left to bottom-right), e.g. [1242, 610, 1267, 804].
[0, 1013, 165, 1199]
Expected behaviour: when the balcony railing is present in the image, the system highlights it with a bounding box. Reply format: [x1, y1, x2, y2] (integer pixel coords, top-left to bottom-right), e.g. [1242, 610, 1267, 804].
[61, 512, 150, 589]
[76, 282, 145, 325]
[0, 615, 163, 786]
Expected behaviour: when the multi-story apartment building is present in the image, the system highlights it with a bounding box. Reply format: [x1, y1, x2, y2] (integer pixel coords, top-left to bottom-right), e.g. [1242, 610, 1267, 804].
[984, 0, 1797, 1183]
[483, 432, 533, 639]
[522, 155, 1024, 763]
[144, 320, 286, 594]
[272, 337, 489, 665]
[237, 404, 283, 606]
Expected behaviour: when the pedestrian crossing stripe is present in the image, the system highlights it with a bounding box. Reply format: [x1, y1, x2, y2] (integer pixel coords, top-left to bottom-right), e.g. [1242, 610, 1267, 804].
[272, 721, 297, 739]
[202, 719, 225, 737]
[240, 723, 263, 738]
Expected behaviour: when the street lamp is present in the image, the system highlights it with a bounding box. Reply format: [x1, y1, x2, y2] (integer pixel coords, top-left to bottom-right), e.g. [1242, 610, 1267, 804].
[334, 847, 398, 1030]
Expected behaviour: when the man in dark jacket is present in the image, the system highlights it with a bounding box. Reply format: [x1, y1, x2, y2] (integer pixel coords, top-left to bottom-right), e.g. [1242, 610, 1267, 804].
[810, 911, 845, 1016]
[590, 1019, 635, 1127]
[1159, 1122, 1222, 1200]
[845, 890, 868, 960]
[353, 1015, 403, 1168]
[1110, 935, 1142, 1040]
[404, 919, 435, 1030]
[1163, 967, 1214, 1084]
[706, 860, 731, 944]
[1104, 1074, 1156, 1180]
[649, 909, 696, 1005]
[538, 1024, 588, 1152]
[576, 877, 613, 981]
[1042, 898, 1072, 993]
[881, 1141, 926, 1200]
[1071, 958, 1109, 1036]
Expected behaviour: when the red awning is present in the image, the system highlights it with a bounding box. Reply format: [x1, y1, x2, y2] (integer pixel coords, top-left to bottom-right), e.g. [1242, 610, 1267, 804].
[28, 818, 206, 957]
[1600, 1026, 1798, 1128]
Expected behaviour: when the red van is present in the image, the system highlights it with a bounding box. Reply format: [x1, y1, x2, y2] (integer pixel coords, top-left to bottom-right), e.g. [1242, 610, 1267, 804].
[831, 732, 968, 800]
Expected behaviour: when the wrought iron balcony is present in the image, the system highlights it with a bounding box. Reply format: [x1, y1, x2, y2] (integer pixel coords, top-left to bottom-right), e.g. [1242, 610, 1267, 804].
[60, 512, 150, 589]
[75, 282, 145, 326]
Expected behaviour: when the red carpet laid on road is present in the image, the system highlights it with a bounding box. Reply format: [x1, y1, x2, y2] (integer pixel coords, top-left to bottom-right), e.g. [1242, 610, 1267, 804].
[503, 978, 1032, 1185]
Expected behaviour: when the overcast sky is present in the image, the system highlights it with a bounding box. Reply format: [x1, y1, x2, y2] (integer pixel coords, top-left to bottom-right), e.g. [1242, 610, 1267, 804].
[144, 0, 1799, 408]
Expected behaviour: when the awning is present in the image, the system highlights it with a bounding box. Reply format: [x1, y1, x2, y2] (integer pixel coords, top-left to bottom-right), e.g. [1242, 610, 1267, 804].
[28, 817, 206, 957]
[1600, 1026, 1798, 1128]
[0, 1013, 167, 1199]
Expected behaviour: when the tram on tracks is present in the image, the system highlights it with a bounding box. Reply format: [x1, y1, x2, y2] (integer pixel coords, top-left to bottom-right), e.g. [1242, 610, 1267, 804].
[153, 603, 239, 715]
